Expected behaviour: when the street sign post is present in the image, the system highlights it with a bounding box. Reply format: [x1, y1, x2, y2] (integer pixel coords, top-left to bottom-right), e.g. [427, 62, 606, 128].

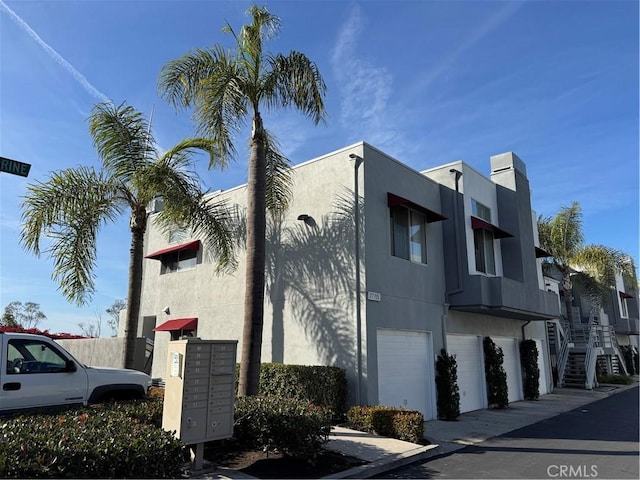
[0, 156, 31, 177]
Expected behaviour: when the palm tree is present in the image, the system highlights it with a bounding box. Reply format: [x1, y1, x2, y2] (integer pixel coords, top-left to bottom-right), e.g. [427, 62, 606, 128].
[20, 102, 235, 369]
[158, 4, 327, 395]
[538, 201, 636, 320]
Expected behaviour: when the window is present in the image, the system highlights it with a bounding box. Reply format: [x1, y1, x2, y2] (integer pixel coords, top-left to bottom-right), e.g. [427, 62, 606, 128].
[471, 199, 496, 274]
[474, 228, 496, 274]
[390, 205, 427, 264]
[161, 248, 198, 274]
[472, 199, 491, 221]
[6, 339, 70, 374]
[621, 298, 629, 318]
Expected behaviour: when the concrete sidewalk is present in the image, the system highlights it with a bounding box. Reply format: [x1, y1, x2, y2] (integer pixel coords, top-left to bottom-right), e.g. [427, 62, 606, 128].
[197, 379, 638, 479]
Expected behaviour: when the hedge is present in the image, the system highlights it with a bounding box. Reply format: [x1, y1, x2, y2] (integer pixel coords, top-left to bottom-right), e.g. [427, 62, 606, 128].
[233, 395, 332, 459]
[346, 405, 424, 443]
[0, 398, 186, 479]
[236, 363, 347, 420]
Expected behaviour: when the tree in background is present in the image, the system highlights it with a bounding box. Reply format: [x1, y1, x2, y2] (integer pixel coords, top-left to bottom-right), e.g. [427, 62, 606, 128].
[106, 298, 126, 337]
[78, 312, 103, 338]
[159, 4, 327, 395]
[20, 102, 236, 369]
[538, 201, 636, 320]
[1, 301, 46, 328]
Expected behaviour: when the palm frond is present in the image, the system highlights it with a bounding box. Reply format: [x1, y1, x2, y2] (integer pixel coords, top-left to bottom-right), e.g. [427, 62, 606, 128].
[573, 244, 632, 288]
[163, 137, 228, 170]
[537, 202, 584, 271]
[88, 102, 156, 180]
[159, 46, 249, 165]
[155, 193, 237, 273]
[266, 51, 327, 124]
[263, 130, 292, 215]
[147, 152, 237, 272]
[20, 167, 122, 304]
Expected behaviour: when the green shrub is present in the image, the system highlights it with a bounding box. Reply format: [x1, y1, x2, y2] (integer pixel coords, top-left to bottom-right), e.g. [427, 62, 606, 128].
[483, 337, 509, 408]
[0, 398, 187, 478]
[620, 345, 638, 375]
[520, 339, 540, 400]
[436, 349, 461, 420]
[346, 406, 424, 443]
[596, 373, 634, 385]
[235, 363, 347, 420]
[233, 395, 331, 459]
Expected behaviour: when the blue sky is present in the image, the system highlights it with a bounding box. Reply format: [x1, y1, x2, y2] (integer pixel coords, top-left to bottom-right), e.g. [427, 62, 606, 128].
[1, 0, 638, 335]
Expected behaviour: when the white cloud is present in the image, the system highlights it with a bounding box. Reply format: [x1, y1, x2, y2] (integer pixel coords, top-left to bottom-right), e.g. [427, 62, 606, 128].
[0, 0, 110, 103]
[330, 5, 397, 150]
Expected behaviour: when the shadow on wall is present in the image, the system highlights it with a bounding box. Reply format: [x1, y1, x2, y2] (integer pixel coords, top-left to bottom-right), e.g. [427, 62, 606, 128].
[237, 190, 362, 374]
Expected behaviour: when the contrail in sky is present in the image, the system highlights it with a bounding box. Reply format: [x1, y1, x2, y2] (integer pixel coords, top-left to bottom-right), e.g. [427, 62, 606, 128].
[0, 0, 111, 103]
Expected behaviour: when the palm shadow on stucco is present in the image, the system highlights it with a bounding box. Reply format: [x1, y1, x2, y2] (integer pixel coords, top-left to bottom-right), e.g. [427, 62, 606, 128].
[233, 190, 362, 375]
[266, 191, 363, 375]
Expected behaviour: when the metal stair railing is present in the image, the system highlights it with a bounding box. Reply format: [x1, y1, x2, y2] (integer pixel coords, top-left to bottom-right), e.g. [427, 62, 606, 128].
[604, 326, 629, 376]
[584, 313, 600, 390]
[554, 319, 572, 387]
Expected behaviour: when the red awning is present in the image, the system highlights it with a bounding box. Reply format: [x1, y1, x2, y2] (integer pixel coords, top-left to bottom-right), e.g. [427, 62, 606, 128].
[153, 318, 198, 332]
[619, 291, 634, 299]
[471, 216, 514, 239]
[387, 192, 447, 223]
[145, 240, 200, 260]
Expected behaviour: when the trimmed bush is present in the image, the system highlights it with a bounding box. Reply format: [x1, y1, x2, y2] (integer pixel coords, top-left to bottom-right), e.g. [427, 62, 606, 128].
[346, 406, 424, 443]
[596, 373, 634, 385]
[233, 395, 332, 459]
[436, 349, 461, 420]
[0, 398, 187, 478]
[483, 336, 509, 408]
[236, 363, 347, 420]
[520, 339, 540, 400]
[620, 345, 638, 375]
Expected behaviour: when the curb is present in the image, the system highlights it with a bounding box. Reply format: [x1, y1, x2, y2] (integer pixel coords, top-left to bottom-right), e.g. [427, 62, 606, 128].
[321, 444, 439, 479]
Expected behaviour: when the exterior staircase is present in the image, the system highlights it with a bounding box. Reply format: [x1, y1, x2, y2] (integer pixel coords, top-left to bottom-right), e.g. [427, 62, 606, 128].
[563, 350, 587, 388]
[549, 311, 629, 389]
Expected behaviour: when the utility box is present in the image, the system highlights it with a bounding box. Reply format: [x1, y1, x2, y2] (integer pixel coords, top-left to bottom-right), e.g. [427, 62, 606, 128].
[162, 339, 237, 444]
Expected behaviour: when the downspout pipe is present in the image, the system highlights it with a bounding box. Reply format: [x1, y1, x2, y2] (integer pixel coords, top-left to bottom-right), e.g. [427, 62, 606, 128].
[521, 320, 531, 341]
[350, 153, 364, 405]
[447, 168, 464, 298]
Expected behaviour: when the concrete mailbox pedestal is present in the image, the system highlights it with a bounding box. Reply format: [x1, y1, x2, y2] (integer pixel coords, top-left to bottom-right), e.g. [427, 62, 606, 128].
[161, 338, 237, 470]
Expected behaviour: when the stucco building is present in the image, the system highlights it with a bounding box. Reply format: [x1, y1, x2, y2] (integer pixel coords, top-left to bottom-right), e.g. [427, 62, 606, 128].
[133, 142, 561, 419]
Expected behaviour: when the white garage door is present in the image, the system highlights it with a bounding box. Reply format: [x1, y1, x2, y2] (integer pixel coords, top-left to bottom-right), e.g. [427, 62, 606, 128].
[494, 337, 522, 403]
[377, 329, 436, 420]
[534, 339, 549, 395]
[446, 334, 485, 413]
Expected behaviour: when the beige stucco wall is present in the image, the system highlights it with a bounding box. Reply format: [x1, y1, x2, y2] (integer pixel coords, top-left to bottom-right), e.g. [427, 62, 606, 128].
[56, 337, 149, 372]
[143, 144, 360, 387]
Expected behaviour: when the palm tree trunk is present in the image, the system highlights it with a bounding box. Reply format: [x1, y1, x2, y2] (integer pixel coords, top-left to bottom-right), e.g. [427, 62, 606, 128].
[239, 113, 267, 396]
[124, 206, 147, 370]
[561, 271, 574, 324]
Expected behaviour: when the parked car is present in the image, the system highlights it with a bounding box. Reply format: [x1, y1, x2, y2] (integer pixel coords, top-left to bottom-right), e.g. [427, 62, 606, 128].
[0, 331, 151, 414]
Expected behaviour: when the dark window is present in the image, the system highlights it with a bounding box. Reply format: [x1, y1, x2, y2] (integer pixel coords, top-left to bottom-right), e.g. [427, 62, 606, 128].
[390, 205, 427, 264]
[160, 248, 198, 274]
[474, 228, 496, 274]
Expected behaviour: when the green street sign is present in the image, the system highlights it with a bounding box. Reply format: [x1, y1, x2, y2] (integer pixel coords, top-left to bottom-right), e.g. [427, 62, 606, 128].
[0, 156, 31, 177]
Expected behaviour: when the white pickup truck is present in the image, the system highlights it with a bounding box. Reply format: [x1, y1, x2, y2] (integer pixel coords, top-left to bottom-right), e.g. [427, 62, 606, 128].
[0, 331, 151, 414]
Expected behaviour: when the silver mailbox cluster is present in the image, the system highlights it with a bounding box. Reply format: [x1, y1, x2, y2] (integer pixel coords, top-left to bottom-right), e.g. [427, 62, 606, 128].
[162, 338, 237, 444]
